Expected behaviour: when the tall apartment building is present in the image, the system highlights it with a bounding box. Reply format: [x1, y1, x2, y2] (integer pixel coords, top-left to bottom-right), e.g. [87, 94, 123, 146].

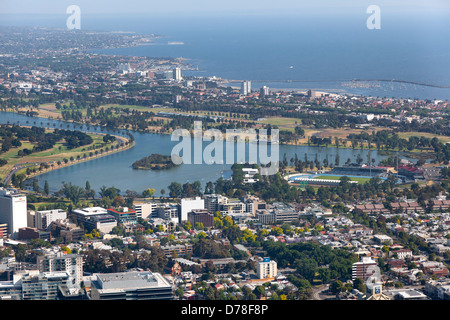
[133, 202, 157, 219]
[21, 271, 70, 300]
[36, 252, 83, 288]
[242, 195, 266, 216]
[257, 258, 277, 279]
[219, 200, 246, 216]
[241, 80, 251, 95]
[204, 194, 228, 213]
[260, 86, 270, 96]
[154, 203, 179, 223]
[173, 67, 182, 81]
[0, 188, 27, 239]
[352, 257, 379, 281]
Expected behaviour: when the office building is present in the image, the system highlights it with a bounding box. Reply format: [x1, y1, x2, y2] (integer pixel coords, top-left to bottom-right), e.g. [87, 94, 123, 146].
[48, 219, 85, 242]
[72, 207, 117, 233]
[18, 227, 51, 241]
[107, 207, 137, 225]
[35, 209, 67, 230]
[257, 210, 276, 225]
[273, 202, 300, 223]
[71, 207, 117, 234]
[0, 188, 27, 239]
[257, 258, 277, 279]
[89, 271, 173, 300]
[180, 197, 204, 222]
[188, 209, 214, 228]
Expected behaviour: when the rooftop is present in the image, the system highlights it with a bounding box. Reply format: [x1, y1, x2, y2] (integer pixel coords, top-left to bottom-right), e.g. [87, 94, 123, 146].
[95, 271, 171, 291]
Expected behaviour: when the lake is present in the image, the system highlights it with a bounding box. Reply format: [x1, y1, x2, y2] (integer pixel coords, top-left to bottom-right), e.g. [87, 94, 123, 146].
[0, 111, 399, 195]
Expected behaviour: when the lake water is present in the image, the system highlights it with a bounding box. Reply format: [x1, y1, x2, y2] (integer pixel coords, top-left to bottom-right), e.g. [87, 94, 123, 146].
[0, 112, 394, 195]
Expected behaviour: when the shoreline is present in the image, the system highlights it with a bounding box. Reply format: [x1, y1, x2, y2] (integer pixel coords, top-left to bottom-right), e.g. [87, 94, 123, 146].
[1, 109, 433, 157]
[2, 130, 134, 186]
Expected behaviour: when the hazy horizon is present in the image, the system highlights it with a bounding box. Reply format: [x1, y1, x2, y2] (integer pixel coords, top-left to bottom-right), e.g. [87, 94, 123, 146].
[1, 0, 449, 16]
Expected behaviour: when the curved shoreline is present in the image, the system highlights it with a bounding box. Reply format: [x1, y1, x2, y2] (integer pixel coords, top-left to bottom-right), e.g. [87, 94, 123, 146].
[6, 133, 135, 185]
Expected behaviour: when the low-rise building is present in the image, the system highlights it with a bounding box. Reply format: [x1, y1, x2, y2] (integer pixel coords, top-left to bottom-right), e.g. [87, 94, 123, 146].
[89, 271, 173, 300]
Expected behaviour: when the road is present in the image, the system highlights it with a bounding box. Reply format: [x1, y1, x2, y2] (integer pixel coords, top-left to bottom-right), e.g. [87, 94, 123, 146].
[311, 284, 328, 300]
[2, 163, 38, 185]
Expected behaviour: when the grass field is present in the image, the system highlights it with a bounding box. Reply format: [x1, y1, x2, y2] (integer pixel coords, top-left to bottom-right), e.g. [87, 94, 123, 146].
[397, 131, 450, 143]
[312, 175, 372, 183]
[0, 132, 125, 182]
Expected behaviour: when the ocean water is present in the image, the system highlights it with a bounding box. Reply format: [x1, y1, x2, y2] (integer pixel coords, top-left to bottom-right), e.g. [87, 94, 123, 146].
[1, 10, 450, 99]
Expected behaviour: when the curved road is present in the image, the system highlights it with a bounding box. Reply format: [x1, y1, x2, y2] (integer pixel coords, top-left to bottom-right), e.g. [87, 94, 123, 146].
[312, 284, 328, 300]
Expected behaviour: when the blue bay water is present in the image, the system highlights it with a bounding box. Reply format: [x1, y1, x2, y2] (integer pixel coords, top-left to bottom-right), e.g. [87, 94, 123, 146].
[85, 12, 450, 100]
[1, 11, 450, 99]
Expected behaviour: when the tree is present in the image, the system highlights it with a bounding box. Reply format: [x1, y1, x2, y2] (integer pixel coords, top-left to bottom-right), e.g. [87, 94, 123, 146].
[168, 182, 182, 198]
[60, 182, 84, 204]
[143, 188, 155, 198]
[295, 258, 318, 282]
[253, 285, 266, 299]
[353, 278, 366, 293]
[44, 180, 50, 195]
[330, 280, 344, 295]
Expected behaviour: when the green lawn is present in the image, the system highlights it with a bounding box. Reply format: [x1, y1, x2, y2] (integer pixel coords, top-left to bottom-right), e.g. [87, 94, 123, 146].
[0, 132, 122, 182]
[397, 131, 450, 143]
[313, 175, 372, 183]
[257, 116, 303, 127]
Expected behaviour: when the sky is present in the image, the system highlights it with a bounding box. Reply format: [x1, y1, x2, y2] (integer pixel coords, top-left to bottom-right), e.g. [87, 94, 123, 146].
[1, 0, 449, 16]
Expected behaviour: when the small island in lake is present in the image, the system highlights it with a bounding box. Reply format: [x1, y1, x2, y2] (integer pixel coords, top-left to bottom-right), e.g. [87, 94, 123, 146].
[132, 153, 179, 170]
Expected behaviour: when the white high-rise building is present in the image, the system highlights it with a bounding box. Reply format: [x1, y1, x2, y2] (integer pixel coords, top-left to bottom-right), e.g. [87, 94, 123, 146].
[260, 86, 269, 96]
[35, 209, 67, 230]
[0, 188, 27, 239]
[180, 197, 204, 223]
[117, 63, 132, 74]
[36, 252, 83, 289]
[241, 80, 251, 95]
[352, 257, 378, 281]
[173, 67, 182, 81]
[133, 202, 157, 220]
[257, 258, 277, 279]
